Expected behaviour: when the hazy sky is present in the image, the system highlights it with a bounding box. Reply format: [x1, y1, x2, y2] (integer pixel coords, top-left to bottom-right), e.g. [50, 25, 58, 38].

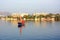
[0, 0, 60, 13]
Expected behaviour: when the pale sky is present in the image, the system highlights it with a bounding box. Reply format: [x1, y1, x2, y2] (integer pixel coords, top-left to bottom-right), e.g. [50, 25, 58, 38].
[0, 0, 60, 14]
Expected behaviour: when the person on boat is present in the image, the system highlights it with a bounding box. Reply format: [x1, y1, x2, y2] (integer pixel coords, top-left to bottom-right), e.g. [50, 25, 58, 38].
[20, 16, 25, 25]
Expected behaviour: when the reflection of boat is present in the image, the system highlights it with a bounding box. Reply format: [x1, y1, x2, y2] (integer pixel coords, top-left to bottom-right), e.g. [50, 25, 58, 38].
[18, 23, 25, 35]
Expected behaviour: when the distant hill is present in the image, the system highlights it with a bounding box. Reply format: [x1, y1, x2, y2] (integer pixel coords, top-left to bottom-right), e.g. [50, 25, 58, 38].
[0, 11, 11, 16]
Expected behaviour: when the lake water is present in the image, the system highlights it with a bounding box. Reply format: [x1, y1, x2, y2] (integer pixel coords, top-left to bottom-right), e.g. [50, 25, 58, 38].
[0, 20, 60, 40]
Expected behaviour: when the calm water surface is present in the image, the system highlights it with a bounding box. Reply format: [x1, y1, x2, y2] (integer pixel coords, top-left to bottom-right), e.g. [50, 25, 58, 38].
[0, 20, 60, 40]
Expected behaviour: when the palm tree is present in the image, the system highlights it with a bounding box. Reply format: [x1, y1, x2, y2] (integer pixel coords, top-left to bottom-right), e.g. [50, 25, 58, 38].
[55, 14, 60, 21]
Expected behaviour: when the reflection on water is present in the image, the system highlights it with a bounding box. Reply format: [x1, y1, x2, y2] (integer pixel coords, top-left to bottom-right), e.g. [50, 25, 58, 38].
[18, 25, 25, 35]
[0, 20, 60, 40]
[10, 20, 18, 24]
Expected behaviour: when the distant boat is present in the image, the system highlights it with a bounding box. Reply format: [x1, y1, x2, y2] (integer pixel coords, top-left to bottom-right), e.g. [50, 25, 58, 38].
[18, 21, 25, 27]
[18, 22, 22, 27]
